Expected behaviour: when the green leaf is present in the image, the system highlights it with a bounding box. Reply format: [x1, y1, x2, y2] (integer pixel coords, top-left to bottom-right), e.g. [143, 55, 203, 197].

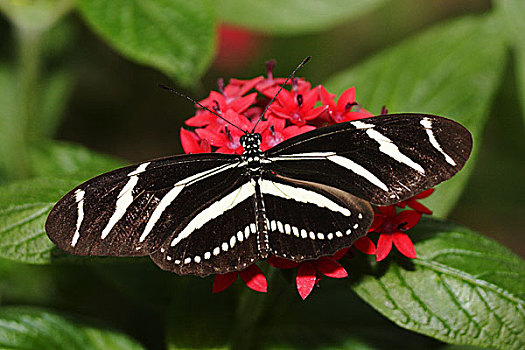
[76, 0, 216, 86]
[351, 218, 525, 349]
[0, 141, 125, 264]
[0, 177, 82, 264]
[0, 307, 145, 350]
[28, 140, 125, 178]
[217, 0, 387, 35]
[324, 14, 506, 217]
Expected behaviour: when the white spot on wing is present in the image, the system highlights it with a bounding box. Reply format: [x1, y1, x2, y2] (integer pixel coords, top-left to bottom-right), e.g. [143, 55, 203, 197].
[420, 118, 456, 166]
[71, 189, 85, 247]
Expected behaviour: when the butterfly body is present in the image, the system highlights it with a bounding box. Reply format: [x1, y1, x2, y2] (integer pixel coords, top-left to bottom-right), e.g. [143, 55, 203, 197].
[46, 114, 472, 276]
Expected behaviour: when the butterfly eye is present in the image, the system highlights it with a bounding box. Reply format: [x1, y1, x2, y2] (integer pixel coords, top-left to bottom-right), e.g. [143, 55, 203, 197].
[240, 135, 246, 145]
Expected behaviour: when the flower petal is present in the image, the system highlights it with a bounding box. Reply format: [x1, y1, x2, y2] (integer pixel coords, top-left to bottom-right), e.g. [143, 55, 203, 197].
[336, 87, 356, 111]
[318, 85, 336, 109]
[212, 272, 238, 293]
[282, 125, 316, 139]
[229, 92, 257, 113]
[414, 188, 435, 199]
[314, 257, 348, 278]
[353, 237, 376, 255]
[296, 262, 317, 300]
[300, 88, 319, 111]
[393, 210, 422, 230]
[405, 198, 433, 215]
[267, 256, 299, 269]
[376, 234, 393, 261]
[392, 232, 417, 259]
[195, 128, 227, 147]
[240, 265, 267, 293]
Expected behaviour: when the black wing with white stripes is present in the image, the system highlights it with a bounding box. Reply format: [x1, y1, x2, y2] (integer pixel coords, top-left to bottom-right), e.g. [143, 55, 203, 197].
[46, 153, 242, 257]
[265, 114, 472, 205]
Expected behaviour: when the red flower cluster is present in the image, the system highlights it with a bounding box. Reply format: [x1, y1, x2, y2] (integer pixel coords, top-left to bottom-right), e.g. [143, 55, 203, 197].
[181, 61, 434, 299]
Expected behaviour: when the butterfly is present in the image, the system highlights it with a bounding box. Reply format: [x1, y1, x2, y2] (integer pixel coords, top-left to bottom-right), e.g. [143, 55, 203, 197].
[45, 112, 472, 277]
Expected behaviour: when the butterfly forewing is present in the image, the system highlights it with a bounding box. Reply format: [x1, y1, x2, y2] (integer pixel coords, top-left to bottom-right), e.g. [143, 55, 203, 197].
[266, 114, 472, 205]
[261, 174, 374, 261]
[45, 153, 241, 256]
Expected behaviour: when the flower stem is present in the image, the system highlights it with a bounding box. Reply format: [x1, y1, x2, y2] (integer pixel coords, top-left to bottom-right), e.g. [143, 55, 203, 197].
[232, 266, 276, 349]
[10, 25, 43, 179]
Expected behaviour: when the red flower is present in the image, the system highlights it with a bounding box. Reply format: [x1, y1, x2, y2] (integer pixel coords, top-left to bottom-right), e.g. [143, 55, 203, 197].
[372, 206, 421, 261]
[268, 248, 349, 300]
[270, 87, 327, 126]
[213, 264, 267, 293]
[396, 188, 434, 215]
[319, 86, 373, 123]
[215, 24, 261, 70]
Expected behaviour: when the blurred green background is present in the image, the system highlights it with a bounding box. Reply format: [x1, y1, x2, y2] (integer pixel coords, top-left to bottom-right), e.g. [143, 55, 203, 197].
[0, 0, 524, 349]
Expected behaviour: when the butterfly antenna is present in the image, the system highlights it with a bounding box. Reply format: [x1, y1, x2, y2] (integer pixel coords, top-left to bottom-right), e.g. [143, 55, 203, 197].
[251, 56, 311, 133]
[158, 84, 247, 134]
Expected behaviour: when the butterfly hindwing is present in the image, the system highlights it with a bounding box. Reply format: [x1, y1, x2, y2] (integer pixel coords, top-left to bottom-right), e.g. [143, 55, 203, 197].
[265, 114, 472, 205]
[151, 177, 260, 277]
[45, 153, 242, 256]
[260, 174, 374, 261]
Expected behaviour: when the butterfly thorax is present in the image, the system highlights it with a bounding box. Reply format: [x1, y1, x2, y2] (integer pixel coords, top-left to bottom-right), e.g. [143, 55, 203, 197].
[240, 133, 264, 170]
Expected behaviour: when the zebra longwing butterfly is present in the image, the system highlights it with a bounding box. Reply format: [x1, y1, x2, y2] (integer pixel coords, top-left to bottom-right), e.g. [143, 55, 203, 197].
[45, 112, 472, 277]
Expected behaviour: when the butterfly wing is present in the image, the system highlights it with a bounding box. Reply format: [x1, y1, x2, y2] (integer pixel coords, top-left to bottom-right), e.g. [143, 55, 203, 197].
[265, 114, 472, 205]
[260, 173, 374, 261]
[150, 177, 261, 277]
[45, 153, 243, 257]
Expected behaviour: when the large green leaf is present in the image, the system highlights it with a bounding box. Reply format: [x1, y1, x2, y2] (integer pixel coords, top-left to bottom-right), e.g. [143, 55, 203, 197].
[76, 0, 215, 86]
[0, 141, 124, 264]
[351, 218, 525, 349]
[0, 307, 145, 350]
[217, 0, 387, 35]
[324, 14, 506, 217]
